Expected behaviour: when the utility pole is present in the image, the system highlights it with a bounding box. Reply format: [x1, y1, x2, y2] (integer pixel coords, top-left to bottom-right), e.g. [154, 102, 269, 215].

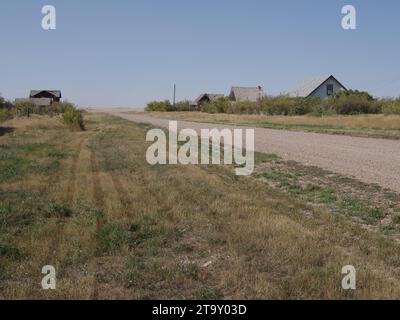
[173, 84, 176, 109]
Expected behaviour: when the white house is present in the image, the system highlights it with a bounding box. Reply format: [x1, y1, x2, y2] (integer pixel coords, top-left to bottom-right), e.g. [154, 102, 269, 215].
[289, 75, 347, 99]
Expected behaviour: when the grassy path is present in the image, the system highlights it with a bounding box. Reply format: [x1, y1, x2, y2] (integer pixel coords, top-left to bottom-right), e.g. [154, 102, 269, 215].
[1, 114, 400, 299]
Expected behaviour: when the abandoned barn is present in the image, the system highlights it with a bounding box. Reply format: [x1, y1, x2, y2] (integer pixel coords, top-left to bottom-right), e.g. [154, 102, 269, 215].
[15, 90, 62, 107]
[30, 90, 62, 103]
[228, 86, 265, 102]
[191, 93, 225, 109]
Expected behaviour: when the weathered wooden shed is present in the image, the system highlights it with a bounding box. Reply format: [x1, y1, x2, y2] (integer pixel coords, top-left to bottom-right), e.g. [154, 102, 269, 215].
[229, 86, 265, 102]
[30, 90, 62, 103]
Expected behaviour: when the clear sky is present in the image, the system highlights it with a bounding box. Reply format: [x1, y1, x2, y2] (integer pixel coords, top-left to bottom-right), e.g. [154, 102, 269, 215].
[1, 0, 400, 108]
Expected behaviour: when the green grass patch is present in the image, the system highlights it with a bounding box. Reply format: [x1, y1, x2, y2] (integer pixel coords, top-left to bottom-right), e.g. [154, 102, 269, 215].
[0, 242, 22, 260]
[45, 202, 73, 218]
[0, 143, 65, 181]
[254, 152, 279, 165]
[392, 210, 400, 225]
[341, 198, 385, 224]
[97, 223, 132, 253]
[193, 286, 221, 300]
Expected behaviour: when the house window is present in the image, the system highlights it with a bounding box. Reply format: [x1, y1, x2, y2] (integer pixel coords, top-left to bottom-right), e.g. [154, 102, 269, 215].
[327, 84, 334, 96]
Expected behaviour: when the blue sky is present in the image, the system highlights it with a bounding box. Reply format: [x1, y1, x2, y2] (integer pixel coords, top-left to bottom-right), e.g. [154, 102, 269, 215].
[1, 0, 399, 108]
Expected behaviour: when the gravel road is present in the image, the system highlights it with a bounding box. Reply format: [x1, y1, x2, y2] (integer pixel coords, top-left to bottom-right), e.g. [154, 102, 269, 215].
[105, 111, 400, 192]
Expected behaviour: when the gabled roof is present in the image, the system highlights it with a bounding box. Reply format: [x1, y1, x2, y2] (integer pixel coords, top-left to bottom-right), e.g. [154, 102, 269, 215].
[289, 75, 346, 98]
[194, 93, 224, 104]
[229, 86, 265, 102]
[30, 90, 62, 98]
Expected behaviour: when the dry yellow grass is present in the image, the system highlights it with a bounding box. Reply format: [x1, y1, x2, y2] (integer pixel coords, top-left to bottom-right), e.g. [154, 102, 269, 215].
[1, 114, 400, 299]
[137, 111, 400, 138]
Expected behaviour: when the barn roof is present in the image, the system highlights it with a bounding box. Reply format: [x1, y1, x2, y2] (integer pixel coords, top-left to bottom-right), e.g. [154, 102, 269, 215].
[194, 93, 224, 104]
[289, 75, 346, 98]
[30, 90, 62, 98]
[229, 86, 265, 102]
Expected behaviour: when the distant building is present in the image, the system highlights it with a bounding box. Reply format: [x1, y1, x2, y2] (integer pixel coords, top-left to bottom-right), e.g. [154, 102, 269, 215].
[30, 90, 62, 104]
[229, 86, 265, 102]
[289, 75, 346, 99]
[14, 90, 62, 107]
[191, 93, 225, 109]
[15, 98, 52, 107]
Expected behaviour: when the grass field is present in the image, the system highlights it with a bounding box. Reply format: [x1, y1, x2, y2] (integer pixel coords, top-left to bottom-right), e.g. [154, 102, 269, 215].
[139, 112, 400, 139]
[1, 114, 400, 299]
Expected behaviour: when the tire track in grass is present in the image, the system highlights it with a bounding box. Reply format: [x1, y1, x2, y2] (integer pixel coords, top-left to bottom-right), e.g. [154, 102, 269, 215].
[89, 159, 135, 298]
[44, 138, 85, 266]
[89, 132, 136, 299]
[90, 150, 106, 300]
[39, 137, 85, 299]
[65, 139, 85, 203]
[4, 132, 80, 298]
[110, 174, 133, 216]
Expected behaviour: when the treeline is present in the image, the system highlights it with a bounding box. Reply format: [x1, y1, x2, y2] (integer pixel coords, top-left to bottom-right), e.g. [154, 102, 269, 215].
[146, 90, 400, 116]
[0, 96, 85, 130]
[145, 100, 192, 112]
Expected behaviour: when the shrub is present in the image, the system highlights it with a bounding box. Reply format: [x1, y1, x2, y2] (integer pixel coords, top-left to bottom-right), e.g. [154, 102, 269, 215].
[226, 101, 261, 114]
[1, 95, 83, 122]
[202, 97, 231, 114]
[381, 99, 400, 115]
[0, 96, 14, 110]
[334, 89, 374, 101]
[15, 100, 35, 117]
[51, 101, 75, 115]
[0, 109, 10, 123]
[259, 96, 319, 116]
[201, 96, 320, 116]
[146, 100, 199, 112]
[214, 97, 231, 113]
[308, 103, 334, 116]
[62, 106, 85, 130]
[202, 101, 218, 114]
[145, 100, 173, 112]
[0, 109, 5, 122]
[0, 96, 5, 109]
[175, 100, 191, 111]
[199, 90, 399, 116]
[326, 90, 381, 115]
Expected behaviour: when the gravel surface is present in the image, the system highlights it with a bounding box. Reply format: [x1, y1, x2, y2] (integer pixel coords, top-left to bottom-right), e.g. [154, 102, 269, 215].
[105, 111, 400, 192]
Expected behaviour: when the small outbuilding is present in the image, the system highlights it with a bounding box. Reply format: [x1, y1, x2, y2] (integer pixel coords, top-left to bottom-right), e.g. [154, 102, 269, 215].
[15, 98, 52, 107]
[30, 90, 62, 104]
[192, 93, 225, 109]
[229, 86, 265, 102]
[289, 75, 346, 99]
